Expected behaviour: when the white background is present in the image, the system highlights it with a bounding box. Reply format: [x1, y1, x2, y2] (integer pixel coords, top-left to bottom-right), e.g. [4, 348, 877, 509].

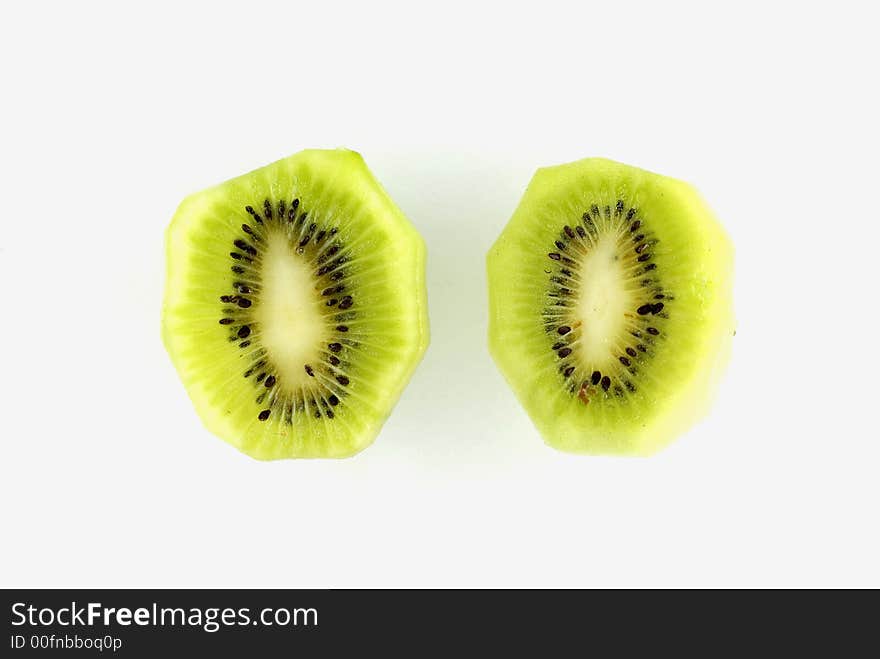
[1, 1, 878, 588]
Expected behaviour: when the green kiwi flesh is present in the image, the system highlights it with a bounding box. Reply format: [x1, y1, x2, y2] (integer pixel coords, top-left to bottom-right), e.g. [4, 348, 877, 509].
[487, 158, 734, 455]
[163, 149, 429, 460]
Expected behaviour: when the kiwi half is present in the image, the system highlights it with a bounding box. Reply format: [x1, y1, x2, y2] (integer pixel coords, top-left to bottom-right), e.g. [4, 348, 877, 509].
[487, 158, 733, 455]
[163, 149, 428, 460]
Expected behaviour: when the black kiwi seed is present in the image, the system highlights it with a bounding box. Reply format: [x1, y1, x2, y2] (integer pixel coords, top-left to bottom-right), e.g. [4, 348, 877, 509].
[576, 225, 586, 238]
[304, 364, 314, 377]
[336, 375, 350, 386]
[558, 347, 572, 358]
[328, 395, 339, 406]
[630, 220, 641, 232]
[552, 341, 566, 350]
[635, 243, 648, 254]
[237, 298, 252, 308]
[637, 344, 647, 352]
[299, 235, 311, 248]
[242, 224, 256, 236]
[549, 252, 561, 261]
[563, 366, 575, 377]
[326, 299, 338, 307]
[557, 325, 571, 335]
[644, 263, 657, 271]
[591, 371, 601, 385]
[258, 410, 271, 421]
[255, 373, 266, 383]
[555, 240, 566, 250]
[637, 304, 653, 315]
[619, 356, 631, 367]
[647, 327, 660, 336]
[633, 233, 645, 243]
[278, 200, 286, 217]
[603, 205, 611, 219]
[245, 205, 263, 223]
[338, 296, 353, 310]
[328, 342, 343, 353]
[626, 208, 637, 220]
[237, 325, 251, 338]
[263, 199, 273, 220]
[328, 355, 340, 366]
[601, 376, 611, 391]
[235, 239, 257, 255]
[236, 284, 251, 294]
[336, 325, 349, 332]
[626, 347, 637, 357]
[219, 318, 234, 325]
[616, 200, 624, 216]
[264, 375, 276, 388]
[231, 266, 245, 274]
[637, 253, 652, 262]
[590, 204, 600, 217]
[239, 341, 250, 348]
[652, 302, 664, 313]
[564, 226, 575, 239]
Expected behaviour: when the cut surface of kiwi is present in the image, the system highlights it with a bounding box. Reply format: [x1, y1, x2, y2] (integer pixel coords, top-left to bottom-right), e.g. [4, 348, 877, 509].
[163, 149, 428, 460]
[487, 158, 733, 456]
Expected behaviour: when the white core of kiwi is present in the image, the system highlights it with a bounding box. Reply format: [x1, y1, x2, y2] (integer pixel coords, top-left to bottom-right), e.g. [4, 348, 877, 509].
[253, 229, 327, 391]
[572, 234, 637, 370]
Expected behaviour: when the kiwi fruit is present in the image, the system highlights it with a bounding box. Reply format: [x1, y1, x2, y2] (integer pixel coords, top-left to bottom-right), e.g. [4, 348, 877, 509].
[162, 149, 429, 460]
[487, 158, 733, 455]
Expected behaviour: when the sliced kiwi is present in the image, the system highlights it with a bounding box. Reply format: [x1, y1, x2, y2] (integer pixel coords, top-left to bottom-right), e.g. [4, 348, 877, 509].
[162, 149, 429, 460]
[487, 158, 734, 455]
